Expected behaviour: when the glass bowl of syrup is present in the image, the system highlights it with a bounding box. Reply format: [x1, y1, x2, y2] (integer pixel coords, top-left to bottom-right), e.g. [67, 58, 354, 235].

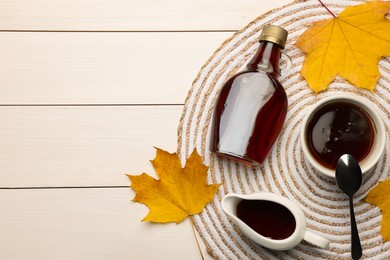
[300, 94, 385, 178]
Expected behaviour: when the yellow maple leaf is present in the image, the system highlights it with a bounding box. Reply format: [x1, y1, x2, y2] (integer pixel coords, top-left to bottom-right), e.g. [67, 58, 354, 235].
[296, 1, 390, 93]
[365, 180, 390, 241]
[127, 148, 221, 223]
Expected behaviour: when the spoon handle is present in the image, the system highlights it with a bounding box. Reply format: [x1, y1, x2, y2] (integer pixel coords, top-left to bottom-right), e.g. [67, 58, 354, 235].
[349, 197, 362, 260]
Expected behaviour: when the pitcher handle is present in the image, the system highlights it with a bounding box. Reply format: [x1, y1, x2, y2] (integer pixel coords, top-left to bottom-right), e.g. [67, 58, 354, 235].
[303, 230, 330, 249]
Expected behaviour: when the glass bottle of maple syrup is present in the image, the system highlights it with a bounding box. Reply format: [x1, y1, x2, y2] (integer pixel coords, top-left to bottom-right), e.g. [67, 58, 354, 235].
[210, 25, 289, 166]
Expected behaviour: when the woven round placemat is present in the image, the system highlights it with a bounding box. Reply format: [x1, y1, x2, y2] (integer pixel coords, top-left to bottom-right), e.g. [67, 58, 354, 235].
[177, 0, 390, 259]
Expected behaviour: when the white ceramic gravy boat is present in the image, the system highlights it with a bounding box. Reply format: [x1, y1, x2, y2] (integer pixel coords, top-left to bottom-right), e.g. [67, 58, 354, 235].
[221, 193, 330, 250]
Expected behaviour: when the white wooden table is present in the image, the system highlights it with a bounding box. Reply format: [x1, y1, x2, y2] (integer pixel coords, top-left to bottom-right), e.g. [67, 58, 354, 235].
[0, 1, 291, 259]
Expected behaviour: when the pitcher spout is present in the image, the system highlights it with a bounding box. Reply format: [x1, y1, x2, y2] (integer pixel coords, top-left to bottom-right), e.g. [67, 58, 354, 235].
[221, 193, 243, 218]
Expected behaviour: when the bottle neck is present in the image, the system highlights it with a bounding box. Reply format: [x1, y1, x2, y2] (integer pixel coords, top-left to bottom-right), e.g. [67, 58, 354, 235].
[246, 41, 282, 77]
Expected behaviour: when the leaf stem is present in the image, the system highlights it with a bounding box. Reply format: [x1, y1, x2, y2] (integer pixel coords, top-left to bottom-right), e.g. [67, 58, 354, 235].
[190, 216, 205, 260]
[318, 0, 336, 18]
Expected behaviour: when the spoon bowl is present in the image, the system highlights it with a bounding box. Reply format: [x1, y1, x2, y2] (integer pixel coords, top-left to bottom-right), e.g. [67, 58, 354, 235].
[335, 154, 363, 260]
[335, 154, 363, 197]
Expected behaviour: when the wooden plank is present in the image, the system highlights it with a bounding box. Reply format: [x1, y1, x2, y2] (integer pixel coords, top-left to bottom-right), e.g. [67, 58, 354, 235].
[0, 188, 211, 259]
[0, 106, 183, 187]
[0, 0, 291, 31]
[0, 32, 230, 105]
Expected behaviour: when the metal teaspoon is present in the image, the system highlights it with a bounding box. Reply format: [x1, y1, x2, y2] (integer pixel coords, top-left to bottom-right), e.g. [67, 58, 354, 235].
[335, 154, 363, 260]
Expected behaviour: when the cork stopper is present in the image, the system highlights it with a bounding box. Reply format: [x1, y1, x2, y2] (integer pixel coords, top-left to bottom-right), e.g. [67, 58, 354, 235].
[259, 25, 288, 49]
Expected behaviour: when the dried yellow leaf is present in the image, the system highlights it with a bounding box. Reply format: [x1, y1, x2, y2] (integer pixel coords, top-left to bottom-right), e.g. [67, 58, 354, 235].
[296, 1, 390, 93]
[127, 148, 221, 223]
[365, 180, 390, 241]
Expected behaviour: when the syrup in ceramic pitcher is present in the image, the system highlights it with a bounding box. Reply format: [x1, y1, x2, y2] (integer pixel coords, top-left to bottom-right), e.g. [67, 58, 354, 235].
[236, 200, 296, 240]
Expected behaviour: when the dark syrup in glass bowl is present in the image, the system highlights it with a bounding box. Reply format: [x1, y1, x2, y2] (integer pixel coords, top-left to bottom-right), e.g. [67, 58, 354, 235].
[305, 101, 375, 170]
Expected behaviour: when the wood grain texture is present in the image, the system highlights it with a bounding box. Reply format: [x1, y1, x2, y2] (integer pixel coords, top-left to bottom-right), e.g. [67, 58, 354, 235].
[0, 188, 208, 260]
[0, 32, 230, 105]
[0, 106, 182, 187]
[0, 0, 291, 31]
[0, 0, 294, 259]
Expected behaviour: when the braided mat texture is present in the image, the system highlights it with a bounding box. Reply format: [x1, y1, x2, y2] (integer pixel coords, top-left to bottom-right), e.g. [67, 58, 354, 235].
[177, 0, 390, 258]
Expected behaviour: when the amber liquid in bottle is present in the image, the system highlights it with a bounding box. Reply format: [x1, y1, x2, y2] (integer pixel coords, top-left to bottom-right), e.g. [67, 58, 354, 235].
[210, 41, 288, 166]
